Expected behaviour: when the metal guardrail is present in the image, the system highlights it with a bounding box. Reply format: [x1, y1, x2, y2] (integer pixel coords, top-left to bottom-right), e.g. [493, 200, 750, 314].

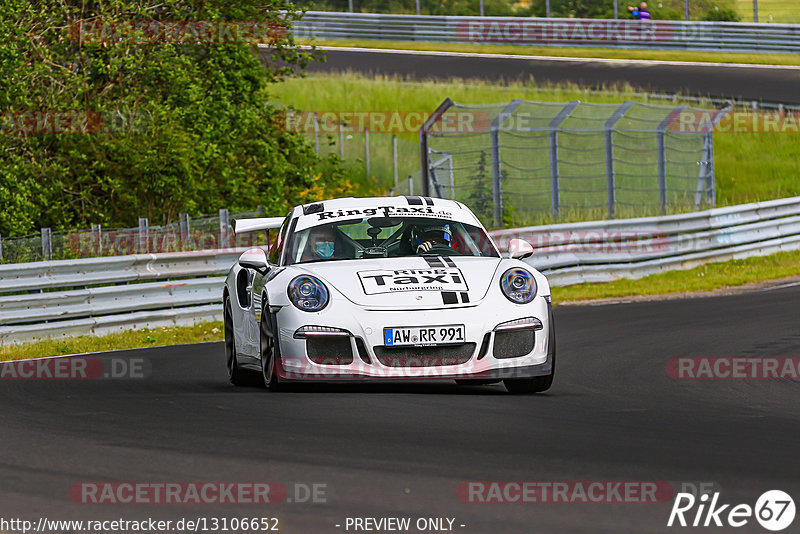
[294, 11, 800, 53]
[0, 250, 245, 344]
[3, 196, 800, 344]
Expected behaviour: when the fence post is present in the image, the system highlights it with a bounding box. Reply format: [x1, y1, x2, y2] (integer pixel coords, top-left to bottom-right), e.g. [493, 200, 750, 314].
[604, 101, 635, 219]
[41, 227, 52, 261]
[489, 100, 523, 227]
[219, 208, 230, 249]
[614, 0, 619, 19]
[416, 0, 420, 15]
[180, 213, 190, 251]
[392, 134, 399, 188]
[753, 0, 758, 22]
[0, 232, 3, 262]
[339, 121, 344, 159]
[419, 98, 455, 198]
[545, 0, 551, 17]
[138, 217, 149, 253]
[348, 0, 353, 12]
[313, 112, 319, 154]
[365, 128, 370, 178]
[479, 0, 485, 16]
[684, 0, 689, 20]
[548, 101, 579, 218]
[92, 223, 102, 255]
[408, 176, 413, 196]
[656, 106, 685, 215]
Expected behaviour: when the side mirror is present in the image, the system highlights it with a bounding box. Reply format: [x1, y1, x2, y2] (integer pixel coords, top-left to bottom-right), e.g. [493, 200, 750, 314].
[506, 238, 534, 260]
[238, 248, 270, 274]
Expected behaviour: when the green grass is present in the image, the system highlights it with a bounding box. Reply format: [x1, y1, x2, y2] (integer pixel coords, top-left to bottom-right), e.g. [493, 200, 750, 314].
[735, 0, 800, 23]
[552, 248, 800, 303]
[304, 38, 800, 66]
[272, 72, 800, 219]
[0, 321, 223, 362]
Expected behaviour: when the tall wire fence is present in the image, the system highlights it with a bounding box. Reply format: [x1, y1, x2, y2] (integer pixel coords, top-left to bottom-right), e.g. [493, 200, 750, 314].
[417, 98, 729, 227]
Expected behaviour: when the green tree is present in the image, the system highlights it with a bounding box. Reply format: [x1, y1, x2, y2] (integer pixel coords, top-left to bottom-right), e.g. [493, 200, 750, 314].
[0, 0, 355, 235]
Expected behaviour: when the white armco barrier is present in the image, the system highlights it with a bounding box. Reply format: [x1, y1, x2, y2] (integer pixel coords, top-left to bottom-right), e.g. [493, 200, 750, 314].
[3, 196, 800, 344]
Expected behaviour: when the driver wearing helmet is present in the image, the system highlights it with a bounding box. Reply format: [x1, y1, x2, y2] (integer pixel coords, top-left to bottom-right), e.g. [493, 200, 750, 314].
[414, 223, 453, 254]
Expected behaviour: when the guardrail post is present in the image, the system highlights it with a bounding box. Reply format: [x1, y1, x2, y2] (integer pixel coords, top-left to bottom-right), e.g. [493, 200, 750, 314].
[393, 135, 399, 188]
[41, 228, 52, 261]
[365, 128, 370, 178]
[548, 101, 579, 218]
[138, 217, 149, 253]
[180, 213, 190, 251]
[219, 209, 230, 249]
[604, 101, 635, 219]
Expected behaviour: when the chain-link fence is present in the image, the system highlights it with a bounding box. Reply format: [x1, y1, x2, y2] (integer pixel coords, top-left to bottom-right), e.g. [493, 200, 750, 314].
[0, 209, 270, 264]
[418, 98, 729, 227]
[293, 110, 421, 192]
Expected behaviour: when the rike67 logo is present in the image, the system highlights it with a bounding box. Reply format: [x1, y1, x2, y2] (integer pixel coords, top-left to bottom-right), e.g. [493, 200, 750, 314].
[668, 490, 795, 531]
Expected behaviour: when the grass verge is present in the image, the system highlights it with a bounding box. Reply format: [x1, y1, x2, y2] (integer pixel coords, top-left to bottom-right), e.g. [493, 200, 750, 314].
[552, 248, 800, 303]
[0, 321, 223, 362]
[303, 38, 800, 67]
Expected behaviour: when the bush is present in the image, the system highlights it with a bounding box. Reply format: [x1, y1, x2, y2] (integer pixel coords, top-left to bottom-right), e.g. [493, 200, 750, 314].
[701, 7, 741, 21]
[0, 1, 361, 236]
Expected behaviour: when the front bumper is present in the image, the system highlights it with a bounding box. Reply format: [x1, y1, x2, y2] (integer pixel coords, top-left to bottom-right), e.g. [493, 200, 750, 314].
[273, 296, 554, 382]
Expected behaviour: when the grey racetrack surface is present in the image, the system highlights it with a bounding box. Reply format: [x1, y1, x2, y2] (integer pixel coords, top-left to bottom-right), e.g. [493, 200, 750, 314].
[298, 47, 800, 104]
[2, 285, 799, 533]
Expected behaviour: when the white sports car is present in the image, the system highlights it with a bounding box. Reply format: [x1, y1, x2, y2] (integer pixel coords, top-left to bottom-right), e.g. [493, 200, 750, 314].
[223, 196, 555, 394]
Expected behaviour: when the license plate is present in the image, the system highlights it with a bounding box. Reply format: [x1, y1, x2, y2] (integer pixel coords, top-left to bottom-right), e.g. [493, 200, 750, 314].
[384, 325, 466, 347]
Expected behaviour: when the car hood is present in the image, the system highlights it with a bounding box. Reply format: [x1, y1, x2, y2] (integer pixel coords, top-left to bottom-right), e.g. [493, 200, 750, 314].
[298, 256, 502, 309]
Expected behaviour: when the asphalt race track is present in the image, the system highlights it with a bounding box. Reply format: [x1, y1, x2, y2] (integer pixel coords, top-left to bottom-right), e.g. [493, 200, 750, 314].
[2, 284, 800, 533]
[298, 47, 800, 105]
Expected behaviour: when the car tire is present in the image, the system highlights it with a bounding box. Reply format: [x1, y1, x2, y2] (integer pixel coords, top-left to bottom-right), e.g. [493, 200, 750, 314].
[260, 302, 283, 391]
[504, 315, 556, 395]
[225, 297, 248, 386]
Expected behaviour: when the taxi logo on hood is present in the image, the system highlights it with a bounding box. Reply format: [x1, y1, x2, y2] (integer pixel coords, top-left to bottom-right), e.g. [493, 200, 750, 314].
[358, 268, 468, 295]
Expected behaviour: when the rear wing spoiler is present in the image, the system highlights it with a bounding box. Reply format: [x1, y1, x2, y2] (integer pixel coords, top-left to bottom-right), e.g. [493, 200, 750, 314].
[233, 217, 285, 234]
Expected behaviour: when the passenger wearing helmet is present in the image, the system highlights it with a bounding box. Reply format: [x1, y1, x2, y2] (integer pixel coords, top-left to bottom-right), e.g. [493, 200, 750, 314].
[414, 223, 453, 254]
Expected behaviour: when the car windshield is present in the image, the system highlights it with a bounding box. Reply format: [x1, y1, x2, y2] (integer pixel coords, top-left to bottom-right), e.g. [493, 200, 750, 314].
[285, 216, 499, 265]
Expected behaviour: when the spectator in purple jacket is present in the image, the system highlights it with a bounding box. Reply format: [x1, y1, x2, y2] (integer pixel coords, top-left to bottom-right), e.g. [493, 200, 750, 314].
[628, 2, 652, 19]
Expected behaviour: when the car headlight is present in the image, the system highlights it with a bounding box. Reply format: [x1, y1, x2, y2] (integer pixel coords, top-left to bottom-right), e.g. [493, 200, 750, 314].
[288, 275, 329, 312]
[500, 268, 537, 304]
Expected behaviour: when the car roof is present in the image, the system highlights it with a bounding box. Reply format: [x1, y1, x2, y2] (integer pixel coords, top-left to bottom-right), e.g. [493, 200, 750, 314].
[291, 196, 483, 231]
